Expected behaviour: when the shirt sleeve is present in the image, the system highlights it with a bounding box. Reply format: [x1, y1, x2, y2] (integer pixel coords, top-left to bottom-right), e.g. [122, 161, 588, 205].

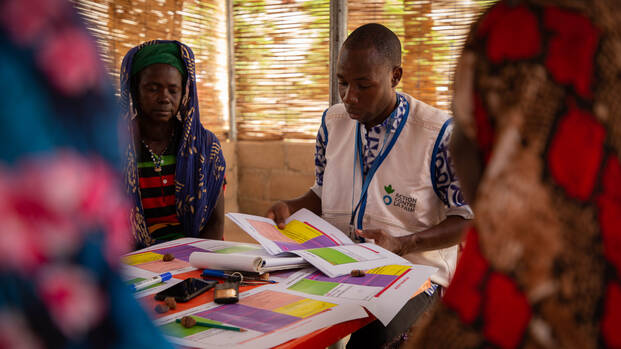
[310, 109, 329, 199]
[431, 118, 474, 219]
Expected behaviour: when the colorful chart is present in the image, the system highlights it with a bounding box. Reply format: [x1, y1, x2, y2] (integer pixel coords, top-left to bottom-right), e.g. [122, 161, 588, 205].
[212, 245, 259, 254]
[248, 219, 340, 252]
[161, 290, 337, 336]
[304, 247, 357, 265]
[287, 265, 412, 297]
[160, 317, 232, 338]
[123, 243, 205, 273]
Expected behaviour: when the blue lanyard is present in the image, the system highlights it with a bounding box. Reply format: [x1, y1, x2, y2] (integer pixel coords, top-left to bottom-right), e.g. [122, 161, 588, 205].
[349, 98, 409, 238]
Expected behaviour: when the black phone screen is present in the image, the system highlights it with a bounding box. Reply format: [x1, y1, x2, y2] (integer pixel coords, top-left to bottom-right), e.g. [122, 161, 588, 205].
[154, 278, 217, 302]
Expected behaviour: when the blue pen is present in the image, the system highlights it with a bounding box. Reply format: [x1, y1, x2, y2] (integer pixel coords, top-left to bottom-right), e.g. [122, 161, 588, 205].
[131, 272, 172, 292]
[201, 269, 276, 283]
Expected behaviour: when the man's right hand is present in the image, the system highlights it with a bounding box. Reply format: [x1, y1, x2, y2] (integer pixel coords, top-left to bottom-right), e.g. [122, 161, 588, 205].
[266, 201, 291, 229]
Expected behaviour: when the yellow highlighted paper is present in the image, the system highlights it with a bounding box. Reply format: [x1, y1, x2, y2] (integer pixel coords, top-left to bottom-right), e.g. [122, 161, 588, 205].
[123, 251, 163, 266]
[366, 265, 410, 276]
[274, 298, 336, 318]
[278, 220, 322, 244]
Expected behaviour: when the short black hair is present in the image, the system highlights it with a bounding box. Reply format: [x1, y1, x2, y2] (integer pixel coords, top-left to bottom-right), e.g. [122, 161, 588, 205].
[343, 23, 401, 67]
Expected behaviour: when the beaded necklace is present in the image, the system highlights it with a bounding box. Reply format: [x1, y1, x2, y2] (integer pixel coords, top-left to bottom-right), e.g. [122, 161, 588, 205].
[141, 130, 174, 173]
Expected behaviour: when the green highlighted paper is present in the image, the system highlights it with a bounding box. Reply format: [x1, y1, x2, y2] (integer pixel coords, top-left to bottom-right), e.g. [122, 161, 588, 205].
[213, 245, 259, 254]
[160, 316, 222, 338]
[306, 247, 357, 265]
[288, 278, 338, 296]
[160, 321, 206, 338]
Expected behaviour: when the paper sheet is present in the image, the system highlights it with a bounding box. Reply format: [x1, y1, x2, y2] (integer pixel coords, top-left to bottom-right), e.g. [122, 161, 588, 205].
[122, 238, 206, 277]
[272, 264, 437, 325]
[290, 242, 413, 278]
[226, 209, 354, 255]
[188, 251, 308, 273]
[153, 285, 367, 349]
[122, 238, 307, 286]
[227, 210, 418, 277]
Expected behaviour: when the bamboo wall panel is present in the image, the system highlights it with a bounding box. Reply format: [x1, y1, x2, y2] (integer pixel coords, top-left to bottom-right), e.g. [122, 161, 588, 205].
[72, 0, 229, 138]
[74, 0, 495, 140]
[233, 0, 331, 140]
[348, 0, 496, 112]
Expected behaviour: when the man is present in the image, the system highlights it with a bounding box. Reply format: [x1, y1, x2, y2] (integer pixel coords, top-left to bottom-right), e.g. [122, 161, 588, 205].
[266, 23, 473, 347]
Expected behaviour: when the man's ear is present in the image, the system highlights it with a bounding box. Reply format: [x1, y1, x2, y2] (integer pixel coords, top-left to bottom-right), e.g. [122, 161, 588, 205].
[391, 66, 403, 88]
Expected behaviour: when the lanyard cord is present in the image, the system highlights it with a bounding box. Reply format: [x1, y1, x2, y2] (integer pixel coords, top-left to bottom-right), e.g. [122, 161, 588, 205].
[350, 125, 390, 239]
[349, 96, 409, 239]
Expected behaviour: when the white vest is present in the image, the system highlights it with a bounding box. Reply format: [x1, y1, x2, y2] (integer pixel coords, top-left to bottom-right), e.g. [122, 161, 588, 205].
[320, 93, 457, 286]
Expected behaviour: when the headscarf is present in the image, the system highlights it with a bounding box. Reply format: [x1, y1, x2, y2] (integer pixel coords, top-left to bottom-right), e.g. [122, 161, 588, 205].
[0, 0, 172, 347]
[131, 42, 187, 79]
[120, 40, 226, 248]
[410, 0, 621, 348]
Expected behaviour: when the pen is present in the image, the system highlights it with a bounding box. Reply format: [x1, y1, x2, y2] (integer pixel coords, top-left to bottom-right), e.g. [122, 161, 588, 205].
[201, 269, 276, 283]
[175, 318, 246, 332]
[130, 272, 172, 292]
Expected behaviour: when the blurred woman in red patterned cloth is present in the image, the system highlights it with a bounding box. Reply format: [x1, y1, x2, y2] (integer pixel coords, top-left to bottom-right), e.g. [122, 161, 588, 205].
[408, 0, 621, 348]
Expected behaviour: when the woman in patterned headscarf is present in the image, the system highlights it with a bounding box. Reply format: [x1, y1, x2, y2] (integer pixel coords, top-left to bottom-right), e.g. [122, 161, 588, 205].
[408, 0, 621, 348]
[120, 41, 226, 249]
[0, 0, 173, 347]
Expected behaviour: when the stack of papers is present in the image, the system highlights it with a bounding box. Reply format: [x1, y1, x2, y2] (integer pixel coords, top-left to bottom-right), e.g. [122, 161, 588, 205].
[226, 208, 414, 278]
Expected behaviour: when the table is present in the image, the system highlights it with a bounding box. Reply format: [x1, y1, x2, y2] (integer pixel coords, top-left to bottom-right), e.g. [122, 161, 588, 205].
[140, 269, 375, 348]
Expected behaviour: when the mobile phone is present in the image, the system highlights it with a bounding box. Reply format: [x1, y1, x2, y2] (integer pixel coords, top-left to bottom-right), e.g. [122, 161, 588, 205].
[154, 278, 217, 302]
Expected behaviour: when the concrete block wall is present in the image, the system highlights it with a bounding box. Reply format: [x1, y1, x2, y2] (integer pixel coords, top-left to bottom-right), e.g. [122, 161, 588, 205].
[221, 140, 317, 242]
[220, 141, 246, 242]
[237, 140, 316, 215]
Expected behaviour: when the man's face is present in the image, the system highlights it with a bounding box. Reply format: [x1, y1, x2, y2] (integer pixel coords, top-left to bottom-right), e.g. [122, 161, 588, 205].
[137, 63, 183, 124]
[336, 46, 400, 127]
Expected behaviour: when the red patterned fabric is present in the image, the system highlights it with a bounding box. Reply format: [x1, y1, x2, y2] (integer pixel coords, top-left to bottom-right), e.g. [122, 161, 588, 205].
[601, 282, 621, 348]
[598, 156, 621, 279]
[410, 1, 621, 348]
[443, 227, 488, 324]
[473, 93, 494, 163]
[477, 2, 541, 63]
[547, 106, 606, 200]
[482, 273, 531, 349]
[544, 6, 600, 99]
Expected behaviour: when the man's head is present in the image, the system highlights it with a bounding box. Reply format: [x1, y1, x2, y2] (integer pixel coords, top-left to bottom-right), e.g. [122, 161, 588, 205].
[337, 23, 402, 127]
[130, 43, 186, 124]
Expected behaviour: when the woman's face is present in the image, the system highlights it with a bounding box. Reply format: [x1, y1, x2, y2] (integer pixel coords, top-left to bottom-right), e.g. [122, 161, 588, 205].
[137, 63, 183, 124]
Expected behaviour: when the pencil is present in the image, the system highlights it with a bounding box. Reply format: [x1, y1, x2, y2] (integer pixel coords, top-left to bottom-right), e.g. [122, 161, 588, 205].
[175, 318, 247, 332]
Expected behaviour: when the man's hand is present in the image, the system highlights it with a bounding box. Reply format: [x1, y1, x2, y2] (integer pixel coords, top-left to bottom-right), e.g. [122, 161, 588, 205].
[265, 201, 291, 229]
[356, 229, 407, 255]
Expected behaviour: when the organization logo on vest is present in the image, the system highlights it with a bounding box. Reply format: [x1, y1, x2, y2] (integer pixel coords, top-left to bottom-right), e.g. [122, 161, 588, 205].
[383, 184, 417, 212]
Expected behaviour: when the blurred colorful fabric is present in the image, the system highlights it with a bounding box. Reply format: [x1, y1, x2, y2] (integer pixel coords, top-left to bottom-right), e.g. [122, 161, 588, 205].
[0, 0, 173, 347]
[410, 1, 621, 348]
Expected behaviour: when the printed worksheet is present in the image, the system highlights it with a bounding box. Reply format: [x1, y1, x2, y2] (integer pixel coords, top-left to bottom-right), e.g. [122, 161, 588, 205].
[227, 209, 415, 277]
[153, 286, 367, 349]
[122, 238, 303, 291]
[226, 209, 353, 255]
[122, 238, 206, 277]
[123, 238, 303, 275]
[290, 242, 412, 278]
[272, 264, 437, 325]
